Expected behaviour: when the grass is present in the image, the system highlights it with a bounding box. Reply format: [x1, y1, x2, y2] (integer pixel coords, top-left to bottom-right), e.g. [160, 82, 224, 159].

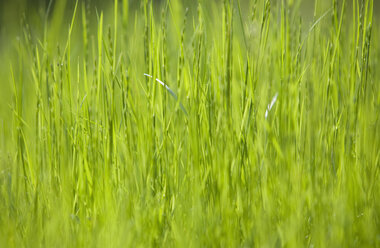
[0, 0, 379, 247]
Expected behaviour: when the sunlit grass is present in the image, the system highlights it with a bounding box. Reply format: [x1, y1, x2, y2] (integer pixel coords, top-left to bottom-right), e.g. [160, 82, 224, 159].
[0, 0, 379, 247]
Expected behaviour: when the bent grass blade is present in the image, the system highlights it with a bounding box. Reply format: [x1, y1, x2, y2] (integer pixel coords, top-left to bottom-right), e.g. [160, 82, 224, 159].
[265, 92, 278, 119]
[144, 73, 188, 116]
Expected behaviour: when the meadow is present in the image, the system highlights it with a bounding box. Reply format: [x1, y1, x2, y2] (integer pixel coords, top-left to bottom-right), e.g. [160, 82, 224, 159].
[0, 0, 379, 247]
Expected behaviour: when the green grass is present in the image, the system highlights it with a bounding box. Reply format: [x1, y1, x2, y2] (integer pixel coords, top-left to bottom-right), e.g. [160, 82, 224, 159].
[0, 0, 379, 247]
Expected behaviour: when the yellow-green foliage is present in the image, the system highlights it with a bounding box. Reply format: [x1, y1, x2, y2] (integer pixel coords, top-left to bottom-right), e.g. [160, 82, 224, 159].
[0, 0, 379, 247]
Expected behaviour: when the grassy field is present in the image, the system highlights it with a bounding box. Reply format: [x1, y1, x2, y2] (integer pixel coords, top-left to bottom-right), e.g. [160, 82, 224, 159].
[0, 0, 379, 247]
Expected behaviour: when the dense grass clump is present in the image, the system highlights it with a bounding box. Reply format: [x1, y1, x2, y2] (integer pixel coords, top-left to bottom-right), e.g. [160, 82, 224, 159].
[0, 0, 379, 247]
